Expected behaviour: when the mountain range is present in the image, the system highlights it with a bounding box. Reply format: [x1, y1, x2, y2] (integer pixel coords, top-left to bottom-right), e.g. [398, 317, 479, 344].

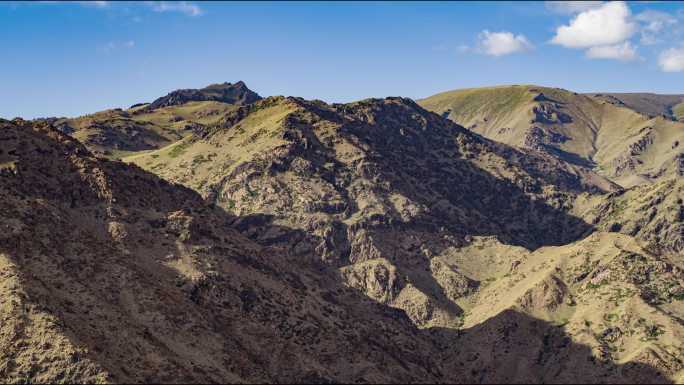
[1, 80, 682, 383]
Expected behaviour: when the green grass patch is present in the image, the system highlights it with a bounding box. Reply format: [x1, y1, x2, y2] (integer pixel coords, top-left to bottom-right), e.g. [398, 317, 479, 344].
[640, 323, 665, 341]
[168, 140, 191, 158]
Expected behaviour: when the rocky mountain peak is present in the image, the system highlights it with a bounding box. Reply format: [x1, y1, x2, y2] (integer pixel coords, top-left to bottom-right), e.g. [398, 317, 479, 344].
[143, 81, 262, 111]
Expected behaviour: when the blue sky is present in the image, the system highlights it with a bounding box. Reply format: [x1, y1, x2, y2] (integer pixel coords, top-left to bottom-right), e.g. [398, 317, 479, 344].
[1, 1, 684, 119]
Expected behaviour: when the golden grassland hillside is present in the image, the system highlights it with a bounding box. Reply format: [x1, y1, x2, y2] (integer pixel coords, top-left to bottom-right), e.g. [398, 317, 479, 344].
[419, 85, 684, 188]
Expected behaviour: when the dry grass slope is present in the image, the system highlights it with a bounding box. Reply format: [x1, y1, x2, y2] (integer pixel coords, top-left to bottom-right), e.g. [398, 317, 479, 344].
[419, 85, 684, 188]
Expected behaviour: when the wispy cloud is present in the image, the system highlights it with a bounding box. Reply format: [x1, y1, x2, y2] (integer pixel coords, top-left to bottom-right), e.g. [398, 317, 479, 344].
[98, 40, 135, 54]
[457, 44, 471, 53]
[81, 1, 109, 7]
[149, 1, 203, 17]
[38, 1, 109, 7]
[36, 1, 204, 18]
[636, 10, 679, 45]
[545, 1, 603, 15]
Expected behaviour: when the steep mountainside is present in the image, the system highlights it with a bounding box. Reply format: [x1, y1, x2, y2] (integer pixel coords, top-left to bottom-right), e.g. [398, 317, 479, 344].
[0, 118, 447, 383]
[419, 85, 684, 188]
[123, 96, 684, 382]
[127, 96, 618, 328]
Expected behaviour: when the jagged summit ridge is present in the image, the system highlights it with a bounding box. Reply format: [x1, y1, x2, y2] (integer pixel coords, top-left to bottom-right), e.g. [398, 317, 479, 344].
[143, 80, 262, 111]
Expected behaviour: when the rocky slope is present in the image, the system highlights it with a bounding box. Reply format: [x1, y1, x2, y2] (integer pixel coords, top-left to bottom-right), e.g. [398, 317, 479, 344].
[419, 85, 684, 188]
[574, 177, 684, 255]
[127, 96, 619, 328]
[0, 118, 450, 383]
[2, 105, 682, 383]
[442, 231, 684, 383]
[122, 95, 684, 382]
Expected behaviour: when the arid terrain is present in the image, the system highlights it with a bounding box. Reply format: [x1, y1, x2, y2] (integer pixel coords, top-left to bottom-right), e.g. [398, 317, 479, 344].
[1, 81, 683, 383]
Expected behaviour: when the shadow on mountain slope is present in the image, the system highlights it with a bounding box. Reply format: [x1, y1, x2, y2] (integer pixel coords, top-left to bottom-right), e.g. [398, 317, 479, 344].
[206, 97, 600, 255]
[218, 100, 600, 324]
[0, 121, 675, 383]
[1, 121, 445, 383]
[432, 309, 674, 384]
[127, 97, 606, 328]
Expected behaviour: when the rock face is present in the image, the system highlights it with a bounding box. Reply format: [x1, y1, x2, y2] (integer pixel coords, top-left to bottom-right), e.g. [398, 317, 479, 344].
[144, 81, 262, 111]
[579, 178, 684, 255]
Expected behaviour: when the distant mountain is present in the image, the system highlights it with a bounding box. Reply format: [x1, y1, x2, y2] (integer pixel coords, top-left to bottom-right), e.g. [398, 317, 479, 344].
[36, 82, 260, 158]
[35, 109, 183, 159]
[588, 92, 684, 121]
[143, 81, 262, 111]
[419, 85, 684, 188]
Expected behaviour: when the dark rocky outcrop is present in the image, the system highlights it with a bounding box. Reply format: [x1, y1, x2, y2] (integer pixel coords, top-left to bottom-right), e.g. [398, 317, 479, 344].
[143, 81, 262, 111]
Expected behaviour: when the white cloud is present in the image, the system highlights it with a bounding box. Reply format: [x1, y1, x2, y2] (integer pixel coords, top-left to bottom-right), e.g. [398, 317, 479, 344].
[586, 41, 638, 61]
[636, 10, 678, 45]
[659, 47, 684, 72]
[477, 30, 533, 57]
[150, 1, 203, 17]
[551, 1, 636, 48]
[545, 1, 603, 15]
